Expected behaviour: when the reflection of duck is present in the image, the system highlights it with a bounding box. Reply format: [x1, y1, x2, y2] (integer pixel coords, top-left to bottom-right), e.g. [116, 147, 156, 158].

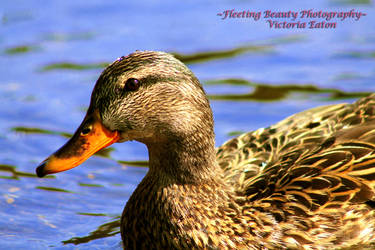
[36, 51, 375, 249]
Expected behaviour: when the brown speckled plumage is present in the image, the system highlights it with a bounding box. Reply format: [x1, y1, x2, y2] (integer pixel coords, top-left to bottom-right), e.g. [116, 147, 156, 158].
[37, 51, 375, 249]
[217, 96, 375, 249]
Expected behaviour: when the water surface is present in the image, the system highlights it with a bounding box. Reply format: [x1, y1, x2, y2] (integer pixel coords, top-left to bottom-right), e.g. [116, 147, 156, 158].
[1, 0, 375, 249]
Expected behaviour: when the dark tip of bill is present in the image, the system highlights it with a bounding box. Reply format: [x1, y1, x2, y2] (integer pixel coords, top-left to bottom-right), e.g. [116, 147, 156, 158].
[36, 162, 47, 178]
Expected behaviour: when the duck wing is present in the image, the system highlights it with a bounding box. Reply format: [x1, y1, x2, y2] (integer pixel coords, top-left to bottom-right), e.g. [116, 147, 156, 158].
[217, 94, 375, 211]
[217, 94, 375, 246]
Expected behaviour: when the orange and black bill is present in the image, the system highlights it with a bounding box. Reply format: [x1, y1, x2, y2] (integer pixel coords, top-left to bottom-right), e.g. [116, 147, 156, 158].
[36, 110, 120, 177]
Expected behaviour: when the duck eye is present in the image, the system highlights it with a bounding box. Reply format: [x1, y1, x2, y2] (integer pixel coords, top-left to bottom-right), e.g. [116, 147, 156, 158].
[124, 78, 140, 91]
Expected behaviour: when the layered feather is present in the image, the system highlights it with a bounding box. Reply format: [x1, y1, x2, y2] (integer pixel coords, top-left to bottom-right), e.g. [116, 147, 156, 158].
[217, 94, 375, 249]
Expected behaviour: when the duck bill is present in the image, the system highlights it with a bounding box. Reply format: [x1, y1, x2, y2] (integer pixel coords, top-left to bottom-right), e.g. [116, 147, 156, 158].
[36, 110, 120, 177]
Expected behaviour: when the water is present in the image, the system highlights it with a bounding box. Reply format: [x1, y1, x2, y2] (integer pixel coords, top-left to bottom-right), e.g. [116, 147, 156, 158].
[1, 0, 375, 248]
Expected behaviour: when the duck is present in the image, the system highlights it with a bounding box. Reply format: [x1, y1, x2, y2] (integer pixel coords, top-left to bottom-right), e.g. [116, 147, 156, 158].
[36, 51, 375, 249]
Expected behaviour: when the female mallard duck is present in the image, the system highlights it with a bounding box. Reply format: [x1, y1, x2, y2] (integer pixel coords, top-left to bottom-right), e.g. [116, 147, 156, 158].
[36, 51, 375, 249]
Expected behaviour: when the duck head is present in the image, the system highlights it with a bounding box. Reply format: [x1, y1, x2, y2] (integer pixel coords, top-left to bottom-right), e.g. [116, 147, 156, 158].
[36, 51, 215, 179]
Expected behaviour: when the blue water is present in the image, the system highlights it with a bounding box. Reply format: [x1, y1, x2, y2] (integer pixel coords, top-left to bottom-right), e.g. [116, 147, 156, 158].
[1, 0, 375, 249]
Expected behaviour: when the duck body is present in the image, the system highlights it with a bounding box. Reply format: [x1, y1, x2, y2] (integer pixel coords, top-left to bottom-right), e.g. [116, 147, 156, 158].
[36, 51, 375, 249]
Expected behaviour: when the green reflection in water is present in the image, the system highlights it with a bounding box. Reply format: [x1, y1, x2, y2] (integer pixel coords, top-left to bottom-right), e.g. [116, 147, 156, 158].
[172, 44, 272, 64]
[11, 127, 72, 138]
[117, 160, 149, 168]
[0, 164, 53, 179]
[336, 50, 375, 59]
[4, 45, 39, 55]
[39, 43, 271, 72]
[331, 0, 371, 4]
[36, 186, 74, 193]
[78, 183, 104, 188]
[333, 72, 366, 81]
[40, 62, 109, 71]
[37, 35, 304, 73]
[227, 131, 244, 137]
[77, 212, 108, 217]
[206, 79, 372, 101]
[173, 34, 305, 64]
[62, 216, 121, 245]
[111, 183, 124, 187]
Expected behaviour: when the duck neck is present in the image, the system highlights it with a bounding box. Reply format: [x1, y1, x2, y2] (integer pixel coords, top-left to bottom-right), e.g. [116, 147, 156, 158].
[145, 129, 220, 185]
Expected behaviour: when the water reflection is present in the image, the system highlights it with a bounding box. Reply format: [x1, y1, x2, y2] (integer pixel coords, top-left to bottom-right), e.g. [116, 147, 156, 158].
[172, 44, 272, 64]
[4, 45, 40, 55]
[1, 0, 374, 248]
[11, 127, 72, 138]
[206, 79, 372, 101]
[117, 160, 148, 168]
[335, 50, 375, 59]
[0, 164, 53, 180]
[36, 186, 75, 193]
[33, 35, 304, 72]
[40, 62, 109, 72]
[62, 216, 121, 245]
